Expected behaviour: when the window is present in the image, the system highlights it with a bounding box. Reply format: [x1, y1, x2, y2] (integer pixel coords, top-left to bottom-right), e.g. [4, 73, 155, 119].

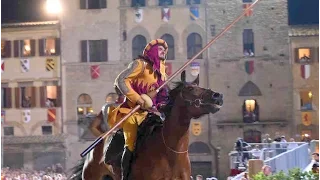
[3, 127, 14, 136]
[243, 29, 255, 57]
[132, 35, 147, 59]
[295, 48, 313, 63]
[161, 34, 175, 60]
[242, 0, 252, 2]
[77, 94, 93, 117]
[40, 86, 62, 108]
[39, 38, 60, 56]
[80, 0, 107, 9]
[159, 0, 173, 6]
[42, 126, 53, 135]
[15, 86, 36, 108]
[14, 39, 36, 57]
[242, 99, 259, 123]
[131, 0, 145, 7]
[300, 91, 313, 110]
[106, 92, 119, 103]
[187, 33, 202, 59]
[244, 130, 261, 143]
[1, 40, 11, 58]
[81, 40, 108, 62]
[186, 0, 200, 5]
[1, 87, 12, 108]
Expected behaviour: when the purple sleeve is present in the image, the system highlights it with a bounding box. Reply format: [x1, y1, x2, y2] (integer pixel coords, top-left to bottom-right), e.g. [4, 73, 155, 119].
[155, 85, 169, 109]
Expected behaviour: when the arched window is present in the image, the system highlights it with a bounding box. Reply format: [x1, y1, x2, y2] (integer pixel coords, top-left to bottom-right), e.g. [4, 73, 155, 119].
[161, 34, 175, 60]
[189, 141, 211, 154]
[242, 99, 259, 123]
[244, 130, 261, 143]
[106, 92, 118, 103]
[77, 94, 93, 117]
[186, 0, 201, 5]
[187, 33, 202, 59]
[132, 35, 147, 59]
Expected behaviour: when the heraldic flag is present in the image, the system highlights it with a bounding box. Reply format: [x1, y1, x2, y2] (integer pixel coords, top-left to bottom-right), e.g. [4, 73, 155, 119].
[20, 59, 30, 73]
[48, 108, 56, 122]
[161, 8, 170, 22]
[22, 110, 31, 123]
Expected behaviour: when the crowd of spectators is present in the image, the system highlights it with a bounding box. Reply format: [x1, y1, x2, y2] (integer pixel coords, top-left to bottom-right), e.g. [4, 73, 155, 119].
[1, 164, 67, 180]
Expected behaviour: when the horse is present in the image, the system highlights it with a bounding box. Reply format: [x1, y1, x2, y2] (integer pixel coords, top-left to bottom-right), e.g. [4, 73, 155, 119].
[70, 71, 223, 180]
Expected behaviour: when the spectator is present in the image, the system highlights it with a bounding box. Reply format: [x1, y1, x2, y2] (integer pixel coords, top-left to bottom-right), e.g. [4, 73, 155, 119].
[312, 152, 319, 167]
[287, 138, 298, 150]
[240, 172, 249, 180]
[196, 175, 203, 180]
[251, 145, 261, 159]
[280, 135, 287, 153]
[262, 165, 272, 176]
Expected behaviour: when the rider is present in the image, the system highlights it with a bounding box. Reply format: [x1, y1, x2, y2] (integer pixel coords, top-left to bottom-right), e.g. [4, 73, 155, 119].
[108, 39, 169, 180]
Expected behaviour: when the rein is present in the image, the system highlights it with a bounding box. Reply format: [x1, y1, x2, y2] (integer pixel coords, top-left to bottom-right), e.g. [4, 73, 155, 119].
[161, 128, 188, 154]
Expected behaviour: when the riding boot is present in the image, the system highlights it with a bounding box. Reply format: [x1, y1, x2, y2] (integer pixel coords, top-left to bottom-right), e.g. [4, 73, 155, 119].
[121, 146, 133, 180]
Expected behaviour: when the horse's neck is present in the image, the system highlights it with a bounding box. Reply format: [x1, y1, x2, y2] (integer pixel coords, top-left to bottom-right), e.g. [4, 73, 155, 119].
[163, 104, 191, 153]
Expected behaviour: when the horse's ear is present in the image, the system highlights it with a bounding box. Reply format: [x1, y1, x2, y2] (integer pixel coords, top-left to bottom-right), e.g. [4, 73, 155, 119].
[192, 74, 199, 86]
[181, 70, 186, 82]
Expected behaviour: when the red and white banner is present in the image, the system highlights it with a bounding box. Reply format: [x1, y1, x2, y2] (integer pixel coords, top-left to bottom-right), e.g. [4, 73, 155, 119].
[1, 60, 4, 73]
[48, 108, 56, 122]
[91, 65, 100, 79]
[300, 64, 310, 79]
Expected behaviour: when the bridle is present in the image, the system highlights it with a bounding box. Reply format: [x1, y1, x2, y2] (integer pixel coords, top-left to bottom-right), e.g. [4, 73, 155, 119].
[181, 88, 213, 108]
[161, 87, 214, 154]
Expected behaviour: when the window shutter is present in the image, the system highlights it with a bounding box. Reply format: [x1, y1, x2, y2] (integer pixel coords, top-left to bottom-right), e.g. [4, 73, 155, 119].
[14, 40, 19, 57]
[15, 87, 20, 108]
[100, 0, 107, 8]
[56, 86, 62, 107]
[102, 40, 108, 61]
[40, 86, 46, 107]
[5, 88, 12, 108]
[81, 40, 88, 62]
[31, 87, 37, 107]
[80, 0, 86, 9]
[5, 41, 11, 58]
[30, 39, 36, 56]
[294, 48, 299, 63]
[39, 39, 45, 56]
[55, 38, 61, 55]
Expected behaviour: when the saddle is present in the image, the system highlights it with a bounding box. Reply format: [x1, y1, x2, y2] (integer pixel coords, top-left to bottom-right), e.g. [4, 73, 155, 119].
[104, 113, 163, 167]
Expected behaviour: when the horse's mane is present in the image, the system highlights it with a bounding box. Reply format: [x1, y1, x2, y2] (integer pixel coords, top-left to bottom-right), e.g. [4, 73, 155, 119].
[162, 81, 185, 117]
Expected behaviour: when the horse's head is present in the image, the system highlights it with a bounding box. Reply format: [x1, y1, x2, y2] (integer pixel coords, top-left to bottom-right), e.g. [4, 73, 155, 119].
[168, 71, 223, 119]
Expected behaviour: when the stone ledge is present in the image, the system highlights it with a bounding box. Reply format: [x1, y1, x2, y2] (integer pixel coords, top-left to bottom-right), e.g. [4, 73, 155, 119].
[216, 120, 288, 128]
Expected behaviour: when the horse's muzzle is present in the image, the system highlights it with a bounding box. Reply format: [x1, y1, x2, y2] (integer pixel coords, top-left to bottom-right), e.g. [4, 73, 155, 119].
[212, 93, 223, 106]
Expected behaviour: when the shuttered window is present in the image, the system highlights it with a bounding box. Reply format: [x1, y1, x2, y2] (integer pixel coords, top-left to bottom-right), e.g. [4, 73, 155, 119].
[14, 39, 36, 57]
[81, 40, 108, 62]
[1, 40, 11, 58]
[39, 38, 60, 56]
[80, 0, 107, 9]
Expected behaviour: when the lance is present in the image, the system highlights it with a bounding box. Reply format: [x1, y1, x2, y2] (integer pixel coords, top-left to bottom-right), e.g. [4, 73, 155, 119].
[80, 0, 260, 157]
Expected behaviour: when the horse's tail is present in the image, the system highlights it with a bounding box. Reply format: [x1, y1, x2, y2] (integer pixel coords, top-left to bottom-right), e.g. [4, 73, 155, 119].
[68, 157, 85, 180]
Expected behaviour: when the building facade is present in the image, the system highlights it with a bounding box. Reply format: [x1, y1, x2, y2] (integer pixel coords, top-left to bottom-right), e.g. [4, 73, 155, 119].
[289, 25, 319, 141]
[57, 0, 316, 179]
[1, 21, 65, 170]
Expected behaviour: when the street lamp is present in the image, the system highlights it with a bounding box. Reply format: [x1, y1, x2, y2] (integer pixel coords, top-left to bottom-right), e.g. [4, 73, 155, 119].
[46, 0, 62, 14]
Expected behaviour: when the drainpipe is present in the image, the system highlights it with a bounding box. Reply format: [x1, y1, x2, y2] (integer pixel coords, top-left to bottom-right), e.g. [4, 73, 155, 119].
[58, 16, 63, 134]
[204, 0, 220, 177]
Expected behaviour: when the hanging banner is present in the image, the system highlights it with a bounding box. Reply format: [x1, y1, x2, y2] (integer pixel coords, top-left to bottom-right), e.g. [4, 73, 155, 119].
[190, 62, 200, 76]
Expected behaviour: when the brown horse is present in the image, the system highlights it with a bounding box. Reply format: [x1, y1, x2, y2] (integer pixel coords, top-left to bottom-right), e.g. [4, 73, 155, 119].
[70, 71, 223, 180]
